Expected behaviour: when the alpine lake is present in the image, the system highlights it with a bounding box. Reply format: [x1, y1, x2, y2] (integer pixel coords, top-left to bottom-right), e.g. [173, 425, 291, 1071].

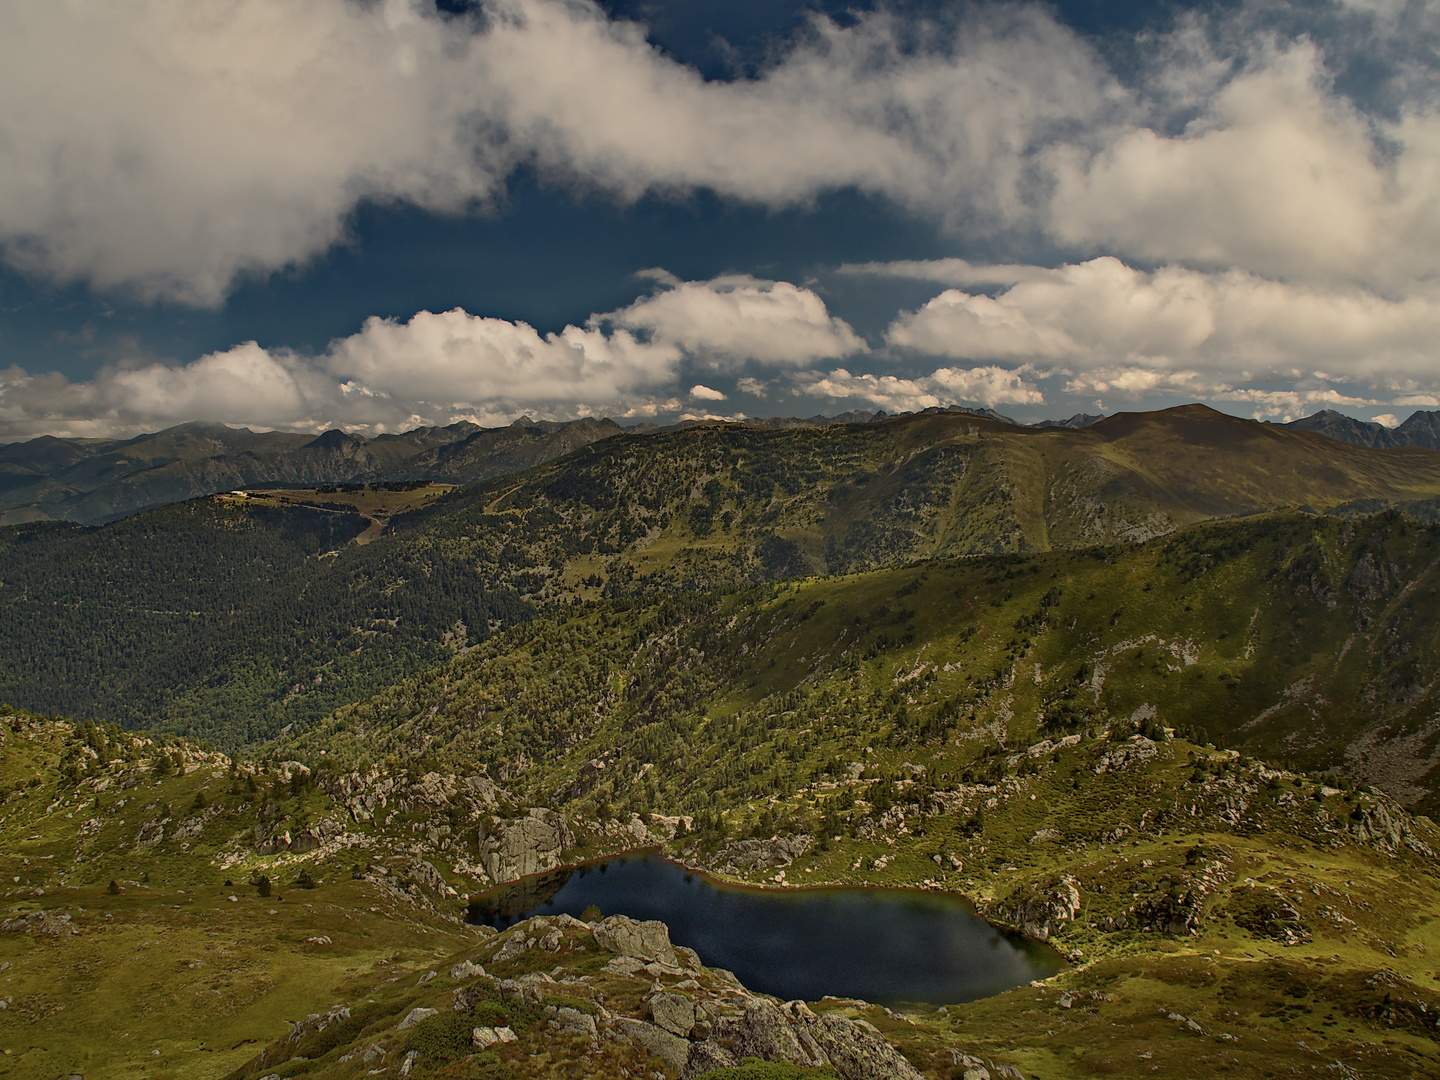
[467, 852, 1065, 1008]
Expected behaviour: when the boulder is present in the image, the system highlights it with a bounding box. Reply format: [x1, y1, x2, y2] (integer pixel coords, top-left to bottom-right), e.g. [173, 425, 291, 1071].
[592, 915, 680, 968]
[716, 833, 813, 873]
[472, 1026, 517, 1049]
[552, 1006, 598, 1041]
[478, 809, 573, 883]
[396, 1007, 437, 1031]
[614, 1017, 691, 1071]
[646, 990, 696, 1037]
[1005, 876, 1082, 941]
[450, 959, 486, 980]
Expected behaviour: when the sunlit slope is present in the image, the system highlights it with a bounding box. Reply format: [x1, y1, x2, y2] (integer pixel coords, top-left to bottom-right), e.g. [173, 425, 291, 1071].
[6, 404, 1440, 748]
[403, 404, 1440, 588]
[286, 511, 1440, 815]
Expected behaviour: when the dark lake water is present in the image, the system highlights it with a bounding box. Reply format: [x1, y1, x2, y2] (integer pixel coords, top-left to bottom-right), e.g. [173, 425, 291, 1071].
[467, 853, 1063, 1007]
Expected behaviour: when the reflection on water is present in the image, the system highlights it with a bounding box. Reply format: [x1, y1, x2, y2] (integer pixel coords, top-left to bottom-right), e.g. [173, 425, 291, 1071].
[468, 853, 1063, 1007]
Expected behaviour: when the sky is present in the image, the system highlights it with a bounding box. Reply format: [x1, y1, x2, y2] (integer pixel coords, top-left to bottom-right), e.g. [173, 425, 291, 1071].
[3, 0, 1440, 440]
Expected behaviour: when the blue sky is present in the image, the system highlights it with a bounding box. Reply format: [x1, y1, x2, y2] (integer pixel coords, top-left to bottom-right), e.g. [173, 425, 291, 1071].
[2, 0, 1440, 438]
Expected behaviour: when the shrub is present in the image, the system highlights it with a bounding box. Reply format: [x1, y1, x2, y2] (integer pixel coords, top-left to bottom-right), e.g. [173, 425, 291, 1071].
[435, 1051, 519, 1079]
[403, 1012, 475, 1064]
[696, 1061, 839, 1080]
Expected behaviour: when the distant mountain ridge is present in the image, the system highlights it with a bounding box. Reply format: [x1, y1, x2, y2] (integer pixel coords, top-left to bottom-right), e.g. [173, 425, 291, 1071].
[1280, 408, 1440, 450]
[0, 404, 1109, 526]
[0, 417, 624, 525]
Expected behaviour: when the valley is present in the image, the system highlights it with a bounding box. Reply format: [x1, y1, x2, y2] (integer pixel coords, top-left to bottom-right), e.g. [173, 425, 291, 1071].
[1, 407, 1439, 1079]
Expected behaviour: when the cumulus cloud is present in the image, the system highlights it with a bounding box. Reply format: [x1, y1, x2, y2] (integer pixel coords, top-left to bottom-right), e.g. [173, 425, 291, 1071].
[801, 365, 1043, 413]
[1046, 42, 1440, 288]
[0, 274, 862, 437]
[0, 0, 513, 305]
[604, 275, 864, 367]
[6, 0, 1440, 303]
[883, 256, 1440, 388]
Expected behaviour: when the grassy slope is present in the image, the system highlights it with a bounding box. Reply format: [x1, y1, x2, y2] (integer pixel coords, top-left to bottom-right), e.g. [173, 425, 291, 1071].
[4, 703, 1439, 1080]
[6, 406, 1440, 751]
[286, 511, 1440, 815]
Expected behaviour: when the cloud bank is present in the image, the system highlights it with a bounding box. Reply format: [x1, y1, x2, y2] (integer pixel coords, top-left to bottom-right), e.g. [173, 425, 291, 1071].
[4, 0, 1440, 433]
[7, 0, 1440, 302]
[0, 275, 868, 438]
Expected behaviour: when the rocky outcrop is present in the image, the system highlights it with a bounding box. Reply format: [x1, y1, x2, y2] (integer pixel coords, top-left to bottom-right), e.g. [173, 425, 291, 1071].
[716, 833, 813, 873]
[1095, 736, 1159, 773]
[478, 809, 573, 883]
[591, 915, 686, 969]
[1349, 800, 1435, 856]
[646, 990, 696, 1036]
[615, 1016, 691, 1071]
[995, 876, 1082, 942]
[287, 1007, 350, 1047]
[0, 910, 76, 936]
[322, 769, 500, 823]
[679, 999, 927, 1080]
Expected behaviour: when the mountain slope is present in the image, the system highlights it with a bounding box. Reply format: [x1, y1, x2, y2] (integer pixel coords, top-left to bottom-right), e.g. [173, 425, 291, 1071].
[282, 510, 1440, 816]
[0, 417, 623, 525]
[1281, 407, 1440, 450]
[5, 405, 1440, 749]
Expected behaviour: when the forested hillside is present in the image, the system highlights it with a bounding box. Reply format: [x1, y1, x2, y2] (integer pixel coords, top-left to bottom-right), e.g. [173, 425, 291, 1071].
[0, 416, 621, 525]
[5, 405, 1440, 749]
[284, 510, 1440, 817]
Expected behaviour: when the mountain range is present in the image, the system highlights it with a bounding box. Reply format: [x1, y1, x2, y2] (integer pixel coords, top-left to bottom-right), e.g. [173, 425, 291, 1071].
[2, 403, 1439, 1080]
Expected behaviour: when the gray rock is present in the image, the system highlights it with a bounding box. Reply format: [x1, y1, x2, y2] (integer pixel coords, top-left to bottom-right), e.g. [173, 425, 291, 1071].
[717, 833, 813, 872]
[450, 959, 486, 980]
[492, 936, 530, 964]
[472, 1025, 517, 1049]
[614, 1016, 691, 1071]
[713, 1000, 828, 1069]
[592, 915, 680, 968]
[1005, 876, 1082, 942]
[1095, 736, 1159, 774]
[287, 1006, 350, 1046]
[681, 999, 926, 1080]
[553, 1006, 598, 1040]
[646, 991, 696, 1037]
[396, 1007, 437, 1030]
[684, 1041, 740, 1076]
[478, 808, 573, 883]
[603, 956, 647, 977]
[809, 1013, 927, 1080]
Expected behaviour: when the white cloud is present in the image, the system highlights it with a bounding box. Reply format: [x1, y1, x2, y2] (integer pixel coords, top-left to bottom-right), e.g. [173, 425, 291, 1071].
[604, 275, 864, 367]
[884, 257, 1440, 384]
[328, 308, 679, 409]
[1372, 413, 1401, 427]
[7, 0, 1440, 304]
[1045, 43, 1440, 288]
[0, 273, 863, 437]
[0, 0, 510, 305]
[802, 365, 1043, 413]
